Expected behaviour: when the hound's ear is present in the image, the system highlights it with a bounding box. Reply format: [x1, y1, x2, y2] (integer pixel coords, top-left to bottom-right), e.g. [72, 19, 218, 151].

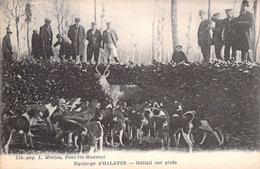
[105, 70, 110, 77]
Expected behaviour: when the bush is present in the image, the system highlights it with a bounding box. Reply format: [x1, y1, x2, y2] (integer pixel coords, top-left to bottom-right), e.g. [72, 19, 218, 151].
[2, 60, 260, 149]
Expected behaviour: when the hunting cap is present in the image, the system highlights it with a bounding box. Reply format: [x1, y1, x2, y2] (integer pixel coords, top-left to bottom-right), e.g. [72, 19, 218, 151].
[75, 17, 81, 22]
[242, 0, 249, 7]
[213, 12, 220, 17]
[6, 30, 12, 34]
[45, 18, 51, 23]
[33, 30, 38, 33]
[199, 10, 206, 15]
[91, 22, 97, 26]
[225, 9, 233, 12]
[175, 45, 182, 48]
[6, 27, 12, 34]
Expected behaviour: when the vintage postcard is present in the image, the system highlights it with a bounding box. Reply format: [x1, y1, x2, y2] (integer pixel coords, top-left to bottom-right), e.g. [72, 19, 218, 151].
[0, 0, 259, 168]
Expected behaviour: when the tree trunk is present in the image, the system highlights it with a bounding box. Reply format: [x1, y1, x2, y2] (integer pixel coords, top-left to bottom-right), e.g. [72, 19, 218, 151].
[253, 0, 258, 61]
[186, 12, 192, 56]
[16, 23, 20, 60]
[152, 0, 157, 62]
[162, 23, 164, 63]
[171, 0, 178, 51]
[131, 33, 135, 63]
[27, 22, 30, 56]
[94, 0, 97, 22]
[58, 17, 61, 34]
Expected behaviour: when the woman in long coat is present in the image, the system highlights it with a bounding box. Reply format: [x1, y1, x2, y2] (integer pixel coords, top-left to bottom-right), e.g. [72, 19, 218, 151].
[68, 18, 85, 62]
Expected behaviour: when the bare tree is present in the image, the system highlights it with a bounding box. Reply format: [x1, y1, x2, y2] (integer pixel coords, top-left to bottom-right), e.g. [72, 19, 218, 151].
[186, 12, 192, 56]
[152, 0, 158, 62]
[94, 0, 97, 23]
[171, 0, 178, 51]
[252, 0, 258, 61]
[1, 0, 27, 60]
[50, 0, 77, 35]
[25, 2, 32, 55]
[100, 3, 105, 31]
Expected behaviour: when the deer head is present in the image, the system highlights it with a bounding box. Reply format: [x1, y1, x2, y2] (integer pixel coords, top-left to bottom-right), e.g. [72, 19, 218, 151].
[95, 65, 110, 87]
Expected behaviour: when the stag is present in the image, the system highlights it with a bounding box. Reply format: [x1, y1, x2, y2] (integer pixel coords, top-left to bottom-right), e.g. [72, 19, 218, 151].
[95, 65, 143, 108]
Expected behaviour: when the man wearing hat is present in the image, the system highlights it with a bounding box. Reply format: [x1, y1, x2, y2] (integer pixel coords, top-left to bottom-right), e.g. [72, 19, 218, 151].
[68, 18, 86, 62]
[102, 22, 119, 64]
[211, 12, 225, 60]
[31, 30, 41, 60]
[232, 0, 255, 62]
[39, 18, 53, 61]
[53, 34, 72, 61]
[222, 9, 237, 61]
[86, 22, 103, 64]
[171, 45, 188, 63]
[197, 10, 213, 63]
[2, 28, 13, 63]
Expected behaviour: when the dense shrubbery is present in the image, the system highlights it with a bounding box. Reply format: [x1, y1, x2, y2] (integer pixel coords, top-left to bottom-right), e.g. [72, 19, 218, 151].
[1, 60, 260, 148]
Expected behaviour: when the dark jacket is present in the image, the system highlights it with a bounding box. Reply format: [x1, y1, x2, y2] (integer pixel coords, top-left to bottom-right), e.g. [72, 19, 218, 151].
[39, 24, 53, 59]
[31, 32, 41, 58]
[222, 17, 236, 46]
[171, 51, 188, 63]
[197, 19, 212, 46]
[86, 29, 102, 49]
[68, 24, 85, 56]
[2, 34, 12, 55]
[211, 17, 225, 46]
[102, 29, 119, 48]
[53, 35, 72, 59]
[233, 11, 255, 51]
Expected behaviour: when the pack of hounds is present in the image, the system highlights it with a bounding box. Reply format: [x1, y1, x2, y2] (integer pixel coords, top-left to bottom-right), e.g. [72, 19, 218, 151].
[1, 65, 225, 154]
[1, 98, 225, 154]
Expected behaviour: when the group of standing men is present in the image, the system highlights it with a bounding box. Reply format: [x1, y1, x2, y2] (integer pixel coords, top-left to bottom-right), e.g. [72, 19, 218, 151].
[197, 0, 255, 62]
[2, 18, 120, 64]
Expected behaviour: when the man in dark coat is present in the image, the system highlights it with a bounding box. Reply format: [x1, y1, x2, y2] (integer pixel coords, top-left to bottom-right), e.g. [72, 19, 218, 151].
[102, 22, 119, 64]
[197, 10, 213, 63]
[86, 22, 103, 64]
[31, 30, 41, 60]
[222, 9, 237, 61]
[211, 13, 225, 60]
[68, 18, 86, 62]
[39, 18, 53, 61]
[2, 29, 13, 63]
[233, 0, 255, 62]
[53, 34, 72, 61]
[171, 45, 188, 63]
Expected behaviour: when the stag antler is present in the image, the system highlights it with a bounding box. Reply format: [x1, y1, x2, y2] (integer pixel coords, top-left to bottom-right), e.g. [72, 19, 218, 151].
[103, 65, 110, 75]
[95, 65, 102, 76]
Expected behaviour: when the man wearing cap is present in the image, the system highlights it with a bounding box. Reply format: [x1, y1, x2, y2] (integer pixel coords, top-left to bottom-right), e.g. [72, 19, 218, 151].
[68, 18, 86, 62]
[2, 28, 13, 63]
[171, 45, 188, 63]
[102, 22, 119, 64]
[233, 0, 255, 62]
[211, 12, 225, 60]
[197, 10, 213, 63]
[222, 9, 237, 61]
[39, 18, 53, 61]
[53, 34, 72, 61]
[31, 30, 41, 60]
[86, 22, 103, 64]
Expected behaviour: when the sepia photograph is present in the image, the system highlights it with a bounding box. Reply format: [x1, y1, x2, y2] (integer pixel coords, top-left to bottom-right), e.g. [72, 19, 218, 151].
[0, 0, 259, 168]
